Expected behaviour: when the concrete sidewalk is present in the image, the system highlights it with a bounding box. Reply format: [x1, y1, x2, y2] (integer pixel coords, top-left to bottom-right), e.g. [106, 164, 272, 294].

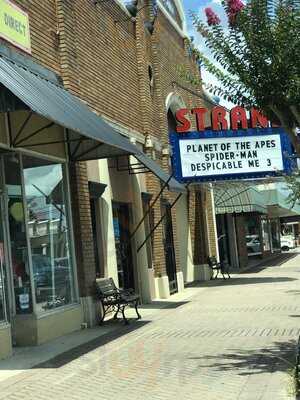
[0, 284, 203, 382]
[1, 254, 300, 399]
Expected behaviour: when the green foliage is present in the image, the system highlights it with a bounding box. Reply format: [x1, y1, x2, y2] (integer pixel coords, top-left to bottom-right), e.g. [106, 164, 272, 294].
[189, 0, 300, 151]
[284, 169, 300, 206]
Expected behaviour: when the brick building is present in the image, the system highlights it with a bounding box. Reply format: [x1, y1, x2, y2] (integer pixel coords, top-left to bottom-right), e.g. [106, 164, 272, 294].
[0, 0, 218, 360]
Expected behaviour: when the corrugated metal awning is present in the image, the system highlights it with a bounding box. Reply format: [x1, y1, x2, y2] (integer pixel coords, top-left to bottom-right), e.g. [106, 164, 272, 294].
[134, 151, 186, 193]
[0, 54, 185, 192]
[0, 56, 139, 160]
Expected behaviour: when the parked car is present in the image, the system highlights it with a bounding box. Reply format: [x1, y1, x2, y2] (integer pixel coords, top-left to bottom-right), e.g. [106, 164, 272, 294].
[32, 254, 70, 302]
[280, 236, 295, 251]
[246, 235, 261, 254]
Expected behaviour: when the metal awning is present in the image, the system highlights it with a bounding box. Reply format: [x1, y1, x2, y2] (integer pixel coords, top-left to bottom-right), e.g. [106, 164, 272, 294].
[0, 54, 185, 192]
[0, 55, 138, 160]
[263, 189, 300, 218]
[214, 184, 267, 214]
[134, 151, 186, 193]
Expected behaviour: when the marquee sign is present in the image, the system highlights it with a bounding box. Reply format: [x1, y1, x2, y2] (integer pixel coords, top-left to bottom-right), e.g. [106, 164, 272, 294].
[170, 107, 295, 182]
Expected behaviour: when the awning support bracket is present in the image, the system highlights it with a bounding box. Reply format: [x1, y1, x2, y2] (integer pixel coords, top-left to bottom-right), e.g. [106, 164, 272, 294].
[137, 183, 190, 253]
[14, 122, 55, 147]
[15, 136, 91, 149]
[70, 137, 84, 159]
[74, 141, 105, 160]
[115, 157, 149, 174]
[130, 174, 174, 241]
[12, 111, 33, 146]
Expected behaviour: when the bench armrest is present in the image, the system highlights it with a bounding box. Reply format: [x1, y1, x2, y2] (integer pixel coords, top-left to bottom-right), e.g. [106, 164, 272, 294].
[118, 288, 135, 296]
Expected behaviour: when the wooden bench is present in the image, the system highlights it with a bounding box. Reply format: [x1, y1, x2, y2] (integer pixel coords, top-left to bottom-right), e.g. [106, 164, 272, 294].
[207, 256, 231, 280]
[95, 277, 141, 325]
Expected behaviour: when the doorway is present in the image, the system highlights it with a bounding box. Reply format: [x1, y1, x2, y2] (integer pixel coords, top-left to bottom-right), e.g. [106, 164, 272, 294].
[162, 200, 178, 294]
[216, 214, 231, 266]
[112, 202, 134, 290]
[90, 198, 102, 277]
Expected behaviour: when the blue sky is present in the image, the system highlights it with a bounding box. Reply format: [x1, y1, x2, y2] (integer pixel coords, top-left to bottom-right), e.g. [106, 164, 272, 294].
[181, 0, 233, 108]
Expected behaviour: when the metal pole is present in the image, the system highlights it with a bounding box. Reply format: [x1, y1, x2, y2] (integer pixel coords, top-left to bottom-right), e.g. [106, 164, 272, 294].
[129, 174, 174, 240]
[137, 185, 190, 253]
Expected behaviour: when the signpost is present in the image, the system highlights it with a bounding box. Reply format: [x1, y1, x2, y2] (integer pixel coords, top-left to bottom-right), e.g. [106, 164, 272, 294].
[0, 0, 31, 54]
[170, 127, 295, 183]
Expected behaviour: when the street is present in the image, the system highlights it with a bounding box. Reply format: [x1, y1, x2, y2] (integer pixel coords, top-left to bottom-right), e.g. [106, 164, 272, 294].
[1, 252, 300, 400]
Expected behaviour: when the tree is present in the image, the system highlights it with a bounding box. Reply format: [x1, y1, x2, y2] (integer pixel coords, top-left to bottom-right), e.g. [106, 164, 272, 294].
[185, 0, 300, 153]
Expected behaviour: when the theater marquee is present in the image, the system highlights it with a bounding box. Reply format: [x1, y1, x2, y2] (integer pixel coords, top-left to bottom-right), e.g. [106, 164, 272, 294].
[170, 127, 295, 183]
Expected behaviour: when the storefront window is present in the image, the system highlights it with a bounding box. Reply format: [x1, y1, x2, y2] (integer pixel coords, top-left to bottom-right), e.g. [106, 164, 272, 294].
[23, 156, 76, 313]
[5, 154, 33, 314]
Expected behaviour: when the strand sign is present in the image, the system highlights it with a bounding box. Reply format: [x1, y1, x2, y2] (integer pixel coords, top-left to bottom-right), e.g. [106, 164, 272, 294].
[170, 106, 295, 183]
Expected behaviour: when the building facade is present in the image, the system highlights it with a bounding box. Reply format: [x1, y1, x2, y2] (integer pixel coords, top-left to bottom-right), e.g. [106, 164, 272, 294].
[0, 0, 218, 360]
[213, 183, 300, 270]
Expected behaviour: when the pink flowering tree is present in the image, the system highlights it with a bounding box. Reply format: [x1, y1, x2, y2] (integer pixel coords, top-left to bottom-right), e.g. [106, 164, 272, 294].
[185, 0, 300, 153]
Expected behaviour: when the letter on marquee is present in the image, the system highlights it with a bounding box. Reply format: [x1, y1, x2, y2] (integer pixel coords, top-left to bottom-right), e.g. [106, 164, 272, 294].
[212, 106, 228, 130]
[250, 108, 269, 128]
[231, 106, 248, 130]
[191, 108, 207, 131]
[175, 108, 191, 133]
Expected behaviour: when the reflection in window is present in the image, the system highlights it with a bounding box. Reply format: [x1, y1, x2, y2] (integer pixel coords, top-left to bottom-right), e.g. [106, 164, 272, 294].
[23, 156, 76, 313]
[262, 218, 271, 252]
[245, 215, 262, 256]
[270, 219, 281, 251]
[5, 154, 32, 314]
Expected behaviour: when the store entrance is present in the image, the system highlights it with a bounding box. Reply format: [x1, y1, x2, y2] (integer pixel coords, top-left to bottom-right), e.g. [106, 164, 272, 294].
[112, 202, 134, 290]
[0, 152, 76, 347]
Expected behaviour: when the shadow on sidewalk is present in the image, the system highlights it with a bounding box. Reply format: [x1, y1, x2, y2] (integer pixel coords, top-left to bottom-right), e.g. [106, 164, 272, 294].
[186, 276, 297, 288]
[140, 301, 189, 310]
[242, 252, 300, 274]
[0, 320, 150, 371]
[32, 320, 150, 369]
[188, 340, 296, 376]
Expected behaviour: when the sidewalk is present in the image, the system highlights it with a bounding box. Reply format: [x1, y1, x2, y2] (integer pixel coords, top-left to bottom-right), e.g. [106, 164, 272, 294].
[1, 255, 299, 399]
[0, 284, 204, 383]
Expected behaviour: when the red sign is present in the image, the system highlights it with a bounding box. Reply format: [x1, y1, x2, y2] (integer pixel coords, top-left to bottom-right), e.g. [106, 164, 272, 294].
[175, 106, 273, 133]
